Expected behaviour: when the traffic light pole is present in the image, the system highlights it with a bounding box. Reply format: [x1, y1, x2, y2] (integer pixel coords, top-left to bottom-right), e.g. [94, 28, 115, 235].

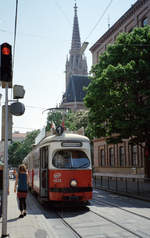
[1, 83, 9, 237]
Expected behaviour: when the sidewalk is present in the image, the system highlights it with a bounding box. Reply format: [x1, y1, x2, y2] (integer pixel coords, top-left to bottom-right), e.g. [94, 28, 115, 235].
[0, 180, 57, 238]
[93, 175, 150, 202]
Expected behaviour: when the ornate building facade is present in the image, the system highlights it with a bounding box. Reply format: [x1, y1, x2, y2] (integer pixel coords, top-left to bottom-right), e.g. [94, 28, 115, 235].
[60, 3, 90, 111]
[90, 0, 150, 179]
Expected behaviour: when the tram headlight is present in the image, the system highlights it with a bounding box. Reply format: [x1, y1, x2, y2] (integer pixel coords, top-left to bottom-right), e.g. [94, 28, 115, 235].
[70, 179, 78, 187]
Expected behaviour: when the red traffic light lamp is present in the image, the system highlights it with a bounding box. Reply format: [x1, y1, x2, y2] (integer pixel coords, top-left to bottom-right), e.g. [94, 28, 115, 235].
[0, 42, 12, 82]
[2, 46, 11, 55]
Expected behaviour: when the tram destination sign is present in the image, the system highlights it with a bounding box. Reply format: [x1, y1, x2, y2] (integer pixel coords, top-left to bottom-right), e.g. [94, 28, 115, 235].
[61, 142, 82, 147]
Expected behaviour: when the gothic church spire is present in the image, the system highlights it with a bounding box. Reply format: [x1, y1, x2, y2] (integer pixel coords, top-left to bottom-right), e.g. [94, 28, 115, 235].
[65, 2, 88, 88]
[71, 2, 81, 53]
[61, 2, 90, 112]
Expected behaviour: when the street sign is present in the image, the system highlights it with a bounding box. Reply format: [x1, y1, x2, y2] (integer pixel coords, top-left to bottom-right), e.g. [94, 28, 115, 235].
[13, 85, 25, 99]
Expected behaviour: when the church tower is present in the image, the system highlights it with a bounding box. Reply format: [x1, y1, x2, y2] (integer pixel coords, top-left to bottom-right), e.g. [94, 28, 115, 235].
[65, 3, 88, 88]
[61, 2, 90, 111]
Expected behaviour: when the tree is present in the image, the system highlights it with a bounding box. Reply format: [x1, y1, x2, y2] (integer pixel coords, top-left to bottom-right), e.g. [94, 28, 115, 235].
[8, 130, 39, 167]
[65, 110, 89, 132]
[84, 26, 150, 148]
[45, 110, 90, 137]
[8, 141, 22, 167]
[46, 111, 63, 131]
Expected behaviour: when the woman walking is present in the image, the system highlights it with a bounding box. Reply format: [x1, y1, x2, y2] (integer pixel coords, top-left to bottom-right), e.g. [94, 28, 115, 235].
[14, 164, 28, 218]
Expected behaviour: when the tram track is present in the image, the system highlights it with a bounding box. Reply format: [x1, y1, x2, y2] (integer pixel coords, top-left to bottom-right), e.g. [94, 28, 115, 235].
[29, 193, 82, 238]
[92, 197, 150, 221]
[56, 210, 83, 238]
[88, 196, 150, 238]
[88, 208, 144, 238]
[56, 206, 146, 238]
[29, 191, 150, 237]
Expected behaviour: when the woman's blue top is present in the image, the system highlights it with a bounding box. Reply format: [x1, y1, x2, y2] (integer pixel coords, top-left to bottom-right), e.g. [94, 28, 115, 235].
[18, 173, 28, 192]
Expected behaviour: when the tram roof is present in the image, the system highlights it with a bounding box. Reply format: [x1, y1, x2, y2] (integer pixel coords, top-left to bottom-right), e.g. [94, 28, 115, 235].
[39, 132, 90, 146]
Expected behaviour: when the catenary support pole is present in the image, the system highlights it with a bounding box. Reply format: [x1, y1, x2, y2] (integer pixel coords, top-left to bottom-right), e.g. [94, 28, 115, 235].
[1, 83, 9, 237]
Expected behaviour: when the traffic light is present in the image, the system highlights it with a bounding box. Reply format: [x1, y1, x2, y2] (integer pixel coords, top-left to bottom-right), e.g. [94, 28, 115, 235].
[0, 42, 12, 82]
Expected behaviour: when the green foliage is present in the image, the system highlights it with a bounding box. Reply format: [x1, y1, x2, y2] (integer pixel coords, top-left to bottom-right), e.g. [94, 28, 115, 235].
[45, 110, 91, 138]
[8, 130, 39, 167]
[84, 26, 150, 146]
[65, 111, 89, 132]
[8, 141, 22, 167]
[46, 112, 62, 131]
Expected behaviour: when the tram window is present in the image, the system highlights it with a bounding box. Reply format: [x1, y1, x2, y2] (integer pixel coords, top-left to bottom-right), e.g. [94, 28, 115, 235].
[52, 150, 90, 169]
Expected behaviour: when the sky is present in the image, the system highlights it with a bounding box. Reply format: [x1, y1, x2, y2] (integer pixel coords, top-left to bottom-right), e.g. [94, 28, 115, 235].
[0, 0, 137, 135]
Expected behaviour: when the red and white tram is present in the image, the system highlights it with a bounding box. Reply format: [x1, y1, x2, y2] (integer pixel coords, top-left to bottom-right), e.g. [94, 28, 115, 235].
[23, 129, 93, 203]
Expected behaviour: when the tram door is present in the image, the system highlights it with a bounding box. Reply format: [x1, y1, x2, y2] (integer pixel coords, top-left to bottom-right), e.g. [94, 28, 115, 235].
[40, 146, 48, 198]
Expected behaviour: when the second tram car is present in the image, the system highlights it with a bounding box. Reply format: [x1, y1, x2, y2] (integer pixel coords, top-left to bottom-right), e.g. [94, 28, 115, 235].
[23, 129, 92, 203]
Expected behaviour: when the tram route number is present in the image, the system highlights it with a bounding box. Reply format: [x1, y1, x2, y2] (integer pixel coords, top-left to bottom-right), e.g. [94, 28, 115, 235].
[53, 178, 62, 183]
[53, 172, 62, 183]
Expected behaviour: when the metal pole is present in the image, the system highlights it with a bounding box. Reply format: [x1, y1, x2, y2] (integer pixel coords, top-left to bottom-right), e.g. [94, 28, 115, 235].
[2, 83, 9, 237]
[108, 176, 109, 189]
[136, 178, 140, 195]
[115, 177, 118, 192]
[125, 177, 128, 193]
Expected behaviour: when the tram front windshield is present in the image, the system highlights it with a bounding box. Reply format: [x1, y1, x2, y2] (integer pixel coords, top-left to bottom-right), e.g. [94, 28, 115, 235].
[52, 150, 90, 169]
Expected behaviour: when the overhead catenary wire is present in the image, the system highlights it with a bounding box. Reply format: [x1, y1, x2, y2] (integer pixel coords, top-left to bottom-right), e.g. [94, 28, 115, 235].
[84, 0, 113, 42]
[0, 28, 7, 32]
[0, 29, 47, 38]
[52, 0, 113, 45]
[26, 105, 47, 110]
[12, 126, 38, 131]
[53, 0, 71, 26]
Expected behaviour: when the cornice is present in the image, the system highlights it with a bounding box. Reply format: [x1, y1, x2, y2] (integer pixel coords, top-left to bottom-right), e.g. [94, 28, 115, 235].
[90, 0, 149, 52]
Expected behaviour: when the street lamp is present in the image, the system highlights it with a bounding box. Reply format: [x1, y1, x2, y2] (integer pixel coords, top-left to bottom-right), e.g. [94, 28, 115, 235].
[80, 42, 89, 55]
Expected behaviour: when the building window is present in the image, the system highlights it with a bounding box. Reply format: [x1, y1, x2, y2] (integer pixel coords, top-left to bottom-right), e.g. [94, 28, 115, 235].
[142, 17, 148, 27]
[131, 145, 137, 166]
[100, 149, 105, 166]
[109, 147, 114, 166]
[119, 146, 125, 167]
